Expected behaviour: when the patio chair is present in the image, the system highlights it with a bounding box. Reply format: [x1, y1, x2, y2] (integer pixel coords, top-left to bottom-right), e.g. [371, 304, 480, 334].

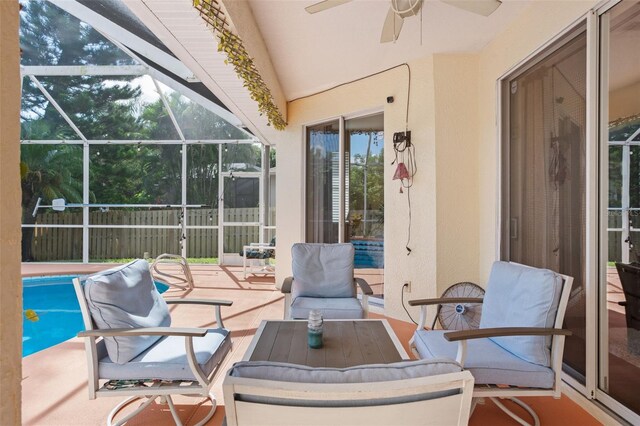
[222, 358, 475, 426]
[408, 261, 573, 426]
[281, 243, 373, 319]
[150, 253, 195, 291]
[72, 259, 233, 426]
[241, 237, 276, 279]
[614, 262, 640, 330]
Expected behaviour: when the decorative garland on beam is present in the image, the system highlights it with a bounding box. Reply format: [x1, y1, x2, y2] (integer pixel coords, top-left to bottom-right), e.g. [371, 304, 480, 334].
[609, 113, 640, 129]
[193, 0, 287, 130]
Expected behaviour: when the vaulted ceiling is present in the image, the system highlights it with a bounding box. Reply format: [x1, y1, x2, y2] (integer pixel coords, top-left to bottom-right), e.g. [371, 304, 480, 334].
[119, 0, 535, 144]
[248, 0, 532, 100]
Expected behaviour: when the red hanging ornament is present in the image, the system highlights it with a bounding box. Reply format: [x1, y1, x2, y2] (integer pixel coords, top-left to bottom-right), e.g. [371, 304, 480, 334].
[393, 162, 410, 180]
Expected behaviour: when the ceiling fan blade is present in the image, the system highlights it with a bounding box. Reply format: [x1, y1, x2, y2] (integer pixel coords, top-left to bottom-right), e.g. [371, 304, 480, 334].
[305, 0, 353, 14]
[441, 0, 502, 17]
[380, 7, 404, 43]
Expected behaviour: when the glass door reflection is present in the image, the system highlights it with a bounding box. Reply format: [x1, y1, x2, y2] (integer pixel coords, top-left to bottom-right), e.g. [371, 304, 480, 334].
[345, 114, 385, 300]
[601, 0, 640, 416]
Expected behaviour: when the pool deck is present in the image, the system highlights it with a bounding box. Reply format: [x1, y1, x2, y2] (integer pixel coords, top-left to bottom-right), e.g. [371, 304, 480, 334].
[21, 262, 123, 277]
[21, 263, 600, 425]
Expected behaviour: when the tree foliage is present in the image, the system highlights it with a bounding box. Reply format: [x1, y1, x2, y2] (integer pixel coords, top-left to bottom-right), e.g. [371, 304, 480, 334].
[349, 132, 384, 238]
[18, 1, 260, 260]
[19, 1, 257, 206]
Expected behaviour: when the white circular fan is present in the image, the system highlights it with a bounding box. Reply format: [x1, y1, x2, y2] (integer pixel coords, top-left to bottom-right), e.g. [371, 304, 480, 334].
[305, 0, 502, 43]
[435, 282, 485, 331]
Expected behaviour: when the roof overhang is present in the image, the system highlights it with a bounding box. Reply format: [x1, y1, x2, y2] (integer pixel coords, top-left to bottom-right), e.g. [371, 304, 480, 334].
[121, 0, 286, 146]
[49, 0, 256, 138]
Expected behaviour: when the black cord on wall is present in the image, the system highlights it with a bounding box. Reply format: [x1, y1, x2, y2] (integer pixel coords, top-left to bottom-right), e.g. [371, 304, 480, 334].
[401, 283, 418, 325]
[289, 63, 411, 104]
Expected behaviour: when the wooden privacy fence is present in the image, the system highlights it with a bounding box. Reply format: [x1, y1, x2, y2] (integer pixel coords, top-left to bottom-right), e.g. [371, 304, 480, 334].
[30, 226, 84, 261]
[29, 208, 262, 261]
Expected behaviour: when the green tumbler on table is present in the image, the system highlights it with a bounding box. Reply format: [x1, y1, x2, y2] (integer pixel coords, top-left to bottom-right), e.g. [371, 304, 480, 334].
[307, 309, 323, 349]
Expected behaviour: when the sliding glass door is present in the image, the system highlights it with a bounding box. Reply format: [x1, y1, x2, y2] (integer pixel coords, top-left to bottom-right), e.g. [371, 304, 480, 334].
[306, 113, 385, 299]
[346, 114, 385, 299]
[499, 2, 640, 420]
[600, 0, 640, 417]
[306, 120, 341, 243]
[501, 25, 587, 382]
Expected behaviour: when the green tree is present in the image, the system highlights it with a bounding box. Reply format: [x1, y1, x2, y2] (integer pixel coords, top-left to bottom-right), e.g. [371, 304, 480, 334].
[21, 144, 83, 260]
[136, 92, 255, 208]
[19, 1, 259, 260]
[19, 1, 144, 260]
[350, 144, 384, 237]
[20, 1, 141, 140]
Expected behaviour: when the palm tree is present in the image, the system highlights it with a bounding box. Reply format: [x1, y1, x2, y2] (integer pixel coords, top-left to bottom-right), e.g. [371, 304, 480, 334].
[21, 144, 83, 261]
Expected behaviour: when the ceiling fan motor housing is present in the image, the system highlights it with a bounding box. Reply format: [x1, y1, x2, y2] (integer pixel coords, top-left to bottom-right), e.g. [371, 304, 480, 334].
[391, 0, 423, 18]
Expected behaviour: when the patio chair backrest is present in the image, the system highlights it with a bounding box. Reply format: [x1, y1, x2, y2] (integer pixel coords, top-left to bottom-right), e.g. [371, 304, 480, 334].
[615, 262, 640, 330]
[291, 243, 355, 300]
[80, 259, 171, 364]
[223, 359, 474, 426]
[479, 261, 565, 367]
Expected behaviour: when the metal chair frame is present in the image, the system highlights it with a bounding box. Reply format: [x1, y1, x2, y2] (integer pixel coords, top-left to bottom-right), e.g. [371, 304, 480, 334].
[72, 266, 232, 426]
[408, 263, 573, 426]
[151, 253, 195, 291]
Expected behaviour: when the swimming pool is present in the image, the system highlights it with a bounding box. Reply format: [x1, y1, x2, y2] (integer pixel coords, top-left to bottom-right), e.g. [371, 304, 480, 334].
[22, 275, 168, 357]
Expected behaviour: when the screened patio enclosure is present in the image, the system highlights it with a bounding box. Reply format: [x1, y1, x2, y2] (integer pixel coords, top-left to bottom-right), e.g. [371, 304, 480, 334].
[607, 116, 640, 264]
[19, 0, 275, 264]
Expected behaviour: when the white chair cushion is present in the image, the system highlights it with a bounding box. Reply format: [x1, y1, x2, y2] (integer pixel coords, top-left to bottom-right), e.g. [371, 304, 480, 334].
[99, 328, 231, 381]
[229, 358, 462, 383]
[291, 243, 355, 300]
[290, 297, 364, 319]
[84, 259, 171, 364]
[413, 330, 555, 389]
[479, 261, 563, 367]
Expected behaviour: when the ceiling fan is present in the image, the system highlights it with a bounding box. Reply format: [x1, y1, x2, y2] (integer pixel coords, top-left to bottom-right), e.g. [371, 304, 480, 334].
[305, 0, 503, 43]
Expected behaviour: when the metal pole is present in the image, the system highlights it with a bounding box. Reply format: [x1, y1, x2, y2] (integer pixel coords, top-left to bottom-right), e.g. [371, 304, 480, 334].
[29, 75, 88, 142]
[261, 145, 270, 244]
[36, 203, 208, 209]
[83, 142, 89, 263]
[623, 144, 630, 264]
[218, 146, 224, 264]
[363, 132, 372, 236]
[152, 77, 186, 141]
[181, 142, 188, 259]
[338, 118, 345, 243]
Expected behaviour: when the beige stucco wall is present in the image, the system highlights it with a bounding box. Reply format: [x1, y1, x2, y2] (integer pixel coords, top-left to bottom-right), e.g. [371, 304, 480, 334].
[278, 57, 439, 321]
[475, 0, 598, 282]
[0, 1, 23, 424]
[610, 79, 640, 122]
[276, 0, 601, 321]
[433, 54, 480, 295]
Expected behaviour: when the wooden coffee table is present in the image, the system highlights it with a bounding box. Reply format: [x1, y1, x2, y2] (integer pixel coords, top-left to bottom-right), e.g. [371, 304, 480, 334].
[243, 320, 410, 368]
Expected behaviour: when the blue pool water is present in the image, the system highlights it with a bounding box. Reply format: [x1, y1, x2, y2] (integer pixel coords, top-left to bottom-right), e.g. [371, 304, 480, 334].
[22, 275, 168, 357]
[351, 239, 384, 269]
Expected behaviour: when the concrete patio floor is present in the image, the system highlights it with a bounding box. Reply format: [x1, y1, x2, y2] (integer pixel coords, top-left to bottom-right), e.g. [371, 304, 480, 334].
[21, 263, 601, 425]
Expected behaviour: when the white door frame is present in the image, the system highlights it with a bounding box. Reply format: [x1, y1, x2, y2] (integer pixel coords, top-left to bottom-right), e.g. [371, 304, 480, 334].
[497, 14, 595, 397]
[497, 0, 640, 422]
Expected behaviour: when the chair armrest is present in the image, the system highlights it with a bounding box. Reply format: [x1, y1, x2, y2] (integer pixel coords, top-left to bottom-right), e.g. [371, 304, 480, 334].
[281, 276, 294, 294]
[355, 277, 373, 295]
[408, 297, 484, 307]
[618, 301, 627, 306]
[443, 327, 572, 342]
[79, 326, 216, 387]
[78, 327, 208, 338]
[165, 298, 231, 328]
[165, 298, 233, 307]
